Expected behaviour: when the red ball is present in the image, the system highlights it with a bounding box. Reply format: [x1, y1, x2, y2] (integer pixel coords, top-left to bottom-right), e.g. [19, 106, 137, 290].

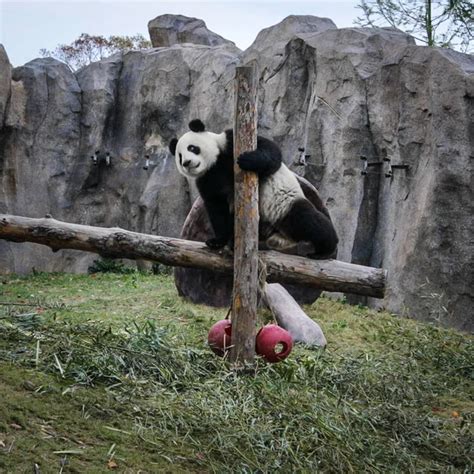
[207, 320, 232, 356]
[256, 324, 293, 363]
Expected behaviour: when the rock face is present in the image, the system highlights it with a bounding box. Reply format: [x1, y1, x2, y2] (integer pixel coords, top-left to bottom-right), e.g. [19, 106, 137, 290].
[0, 45, 11, 127]
[0, 15, 472, 331]
[244, 14, 336, 66]
[148, 14, 236, 48]
[0, 42, 238, 273]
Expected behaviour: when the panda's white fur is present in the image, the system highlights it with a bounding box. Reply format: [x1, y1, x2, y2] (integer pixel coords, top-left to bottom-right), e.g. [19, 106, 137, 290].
[259, 164, 305, 225]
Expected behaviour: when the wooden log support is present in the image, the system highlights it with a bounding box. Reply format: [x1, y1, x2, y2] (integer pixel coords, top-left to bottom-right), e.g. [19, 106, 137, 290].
[0, 214, 387, 297]
[230, 66, 259, 365]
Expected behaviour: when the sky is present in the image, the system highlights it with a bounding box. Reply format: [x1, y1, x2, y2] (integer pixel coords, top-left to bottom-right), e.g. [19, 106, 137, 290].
[0, 0, 361, 67]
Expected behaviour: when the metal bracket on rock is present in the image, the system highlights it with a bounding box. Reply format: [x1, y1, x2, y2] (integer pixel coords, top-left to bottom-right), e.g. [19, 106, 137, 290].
[360, 155, 384, 175]
[360, 155, 409, 178]
[143, 154, 160, 171]
[383, 157, 410, 178]
[91, 150, 112, 167]
[294, 147, 312, 167]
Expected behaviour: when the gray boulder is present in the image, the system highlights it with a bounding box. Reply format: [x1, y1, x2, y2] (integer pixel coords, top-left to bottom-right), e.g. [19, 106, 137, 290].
[364, 46, 474, 331]
[244, 14, 336, 60]
[0, 14, 472, 331]
[0, 41, 239, 273]
[0, 57, 87, 273]
[148, 14, 237, 48]
[240, 23, 473, 331]
[0, 45, 11, 127]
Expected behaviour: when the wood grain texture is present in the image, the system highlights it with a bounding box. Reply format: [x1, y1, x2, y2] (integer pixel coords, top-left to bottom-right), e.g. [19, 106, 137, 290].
[230, 66, 259, 365]
[0, 214, 387, 297]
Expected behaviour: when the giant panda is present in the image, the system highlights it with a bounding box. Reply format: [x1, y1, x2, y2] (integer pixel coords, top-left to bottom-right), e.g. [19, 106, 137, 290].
[169, 119, 338, 258]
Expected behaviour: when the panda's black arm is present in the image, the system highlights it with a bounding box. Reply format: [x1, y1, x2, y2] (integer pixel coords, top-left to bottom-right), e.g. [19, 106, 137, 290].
[237, 136, 283, 177]
[196, 162, 234, 248]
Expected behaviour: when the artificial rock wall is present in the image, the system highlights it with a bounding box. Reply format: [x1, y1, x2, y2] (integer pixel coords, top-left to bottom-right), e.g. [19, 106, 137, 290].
[0, 15, 472, 330]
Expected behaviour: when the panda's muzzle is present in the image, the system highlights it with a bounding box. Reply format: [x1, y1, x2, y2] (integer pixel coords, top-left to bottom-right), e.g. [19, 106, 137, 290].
[181, 160, 201, 176]
[182, 160, 200, 172]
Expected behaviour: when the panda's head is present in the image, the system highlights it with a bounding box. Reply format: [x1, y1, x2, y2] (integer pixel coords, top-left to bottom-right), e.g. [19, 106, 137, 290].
[169, 119, 225, 178]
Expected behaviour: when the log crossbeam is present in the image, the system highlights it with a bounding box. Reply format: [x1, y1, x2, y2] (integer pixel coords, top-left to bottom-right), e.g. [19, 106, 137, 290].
[0, 214, 387, 298]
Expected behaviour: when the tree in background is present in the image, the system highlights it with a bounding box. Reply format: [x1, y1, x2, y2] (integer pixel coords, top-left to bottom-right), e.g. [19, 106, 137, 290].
[355, 0, 473, 52]
[40, 33, 151, 70]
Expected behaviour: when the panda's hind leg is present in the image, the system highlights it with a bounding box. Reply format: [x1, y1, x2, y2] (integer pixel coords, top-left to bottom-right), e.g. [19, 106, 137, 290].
[278, 199, 338, 259]
[266, 233, 299, 253]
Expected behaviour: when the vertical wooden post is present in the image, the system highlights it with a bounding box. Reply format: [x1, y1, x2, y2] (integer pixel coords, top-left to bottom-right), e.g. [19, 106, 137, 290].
[230, 66, 259, 365]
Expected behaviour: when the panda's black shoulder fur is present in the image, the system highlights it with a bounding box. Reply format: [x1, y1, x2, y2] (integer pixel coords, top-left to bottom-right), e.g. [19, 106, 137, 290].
[211, 129, 283, 179]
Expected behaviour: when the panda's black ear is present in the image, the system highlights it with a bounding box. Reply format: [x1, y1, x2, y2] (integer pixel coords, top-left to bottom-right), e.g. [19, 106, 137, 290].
[189, 119, 206, 133]
[169, 138, 178, 155]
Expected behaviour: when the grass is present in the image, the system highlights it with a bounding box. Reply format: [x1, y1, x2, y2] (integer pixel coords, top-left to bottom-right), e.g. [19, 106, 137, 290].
[0, 271, 472, 472]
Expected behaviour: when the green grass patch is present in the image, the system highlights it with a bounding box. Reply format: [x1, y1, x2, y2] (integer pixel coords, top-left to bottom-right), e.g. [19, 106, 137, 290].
[0, 272, 472, 472]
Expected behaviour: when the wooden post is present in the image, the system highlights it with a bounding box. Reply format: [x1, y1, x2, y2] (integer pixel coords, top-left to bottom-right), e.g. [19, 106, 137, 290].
[230, 66, 259, 365]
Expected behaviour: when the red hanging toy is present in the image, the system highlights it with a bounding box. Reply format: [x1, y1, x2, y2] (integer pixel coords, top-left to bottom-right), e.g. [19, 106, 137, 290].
[255, 324, 293, 363]
[207, 319, 232, 356]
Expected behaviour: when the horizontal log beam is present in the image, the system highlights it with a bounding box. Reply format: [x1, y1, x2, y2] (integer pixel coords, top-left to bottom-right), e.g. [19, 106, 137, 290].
[0, 214, 387, 298]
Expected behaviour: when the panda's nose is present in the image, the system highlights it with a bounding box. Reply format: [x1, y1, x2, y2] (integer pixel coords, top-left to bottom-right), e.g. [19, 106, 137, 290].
[182, 159, 191, 168]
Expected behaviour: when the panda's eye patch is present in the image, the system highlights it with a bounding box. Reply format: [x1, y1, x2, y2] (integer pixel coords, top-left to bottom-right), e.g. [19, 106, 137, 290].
[187, 145, 201, 155]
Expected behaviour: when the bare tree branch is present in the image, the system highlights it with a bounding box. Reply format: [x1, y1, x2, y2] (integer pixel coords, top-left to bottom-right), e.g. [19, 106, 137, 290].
[354, 0, 473, 52]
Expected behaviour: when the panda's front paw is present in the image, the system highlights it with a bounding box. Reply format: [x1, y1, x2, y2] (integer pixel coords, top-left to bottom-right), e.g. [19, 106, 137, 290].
[237, 151, 262, 172]
[205, 237, 228, 250]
